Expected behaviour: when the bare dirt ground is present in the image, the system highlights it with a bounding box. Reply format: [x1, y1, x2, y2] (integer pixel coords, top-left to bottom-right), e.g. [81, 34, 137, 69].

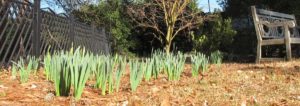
[0, 60, 300, 106]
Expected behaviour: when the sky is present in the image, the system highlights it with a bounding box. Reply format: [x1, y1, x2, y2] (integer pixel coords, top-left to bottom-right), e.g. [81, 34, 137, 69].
[41, 1, 65, 13]
[40, 0, 222, 14]
[198, 0, 222, 12]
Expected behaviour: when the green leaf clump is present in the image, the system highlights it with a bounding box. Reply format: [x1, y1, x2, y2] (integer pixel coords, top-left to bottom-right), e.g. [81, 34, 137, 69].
[210, 50, 223, 68]
[163, 52, 186, 81]
[43, 47, 92, 100]
[191, 53, 209, 77]
[144, 58, 154, 81]
[129, 59, 144, 92]
[152, 51, 164, 79]
[12, 56, 39, 83]
[93, 54, 126, 95]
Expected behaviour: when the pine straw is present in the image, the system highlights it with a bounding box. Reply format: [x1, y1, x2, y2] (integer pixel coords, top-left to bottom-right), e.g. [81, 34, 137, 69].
[0, 60, 300, 105]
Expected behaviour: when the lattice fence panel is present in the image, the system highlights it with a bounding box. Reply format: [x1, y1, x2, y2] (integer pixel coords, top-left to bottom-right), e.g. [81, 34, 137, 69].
[0, 0, 111, 65]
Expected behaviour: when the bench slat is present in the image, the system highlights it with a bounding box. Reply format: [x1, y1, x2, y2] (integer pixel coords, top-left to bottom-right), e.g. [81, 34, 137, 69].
[291, 38, 300, 44]
[260, 58, 285, 62]
[257, 9, 295, 20]
[261, 39, 285, 45]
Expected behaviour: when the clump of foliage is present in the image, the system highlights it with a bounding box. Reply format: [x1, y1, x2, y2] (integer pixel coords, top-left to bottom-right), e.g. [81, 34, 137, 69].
[191, 53, 209, 77]
[93, 54, 127, 95]
[144, 58, 154, 81]
[52, 52, 71, 97]
[26, 56, 39, 75]
[106, 55, 119, 94]
[12, 56, 39, 83]
[210, 50, 223, 68]
[129, 59, 144, 92]
[163, 52, 186, 81]
[200, 55, 209, 75]
[93, 55, 107, 95]
[115, 56, 126, 92]
[70, 48, 93, 100]
[44, 52, 52, 81]
[32, 47, 222, 100]
[11, 64, 18, 78]
[43, 47, 92, 100]
[152, 50, 165, 79]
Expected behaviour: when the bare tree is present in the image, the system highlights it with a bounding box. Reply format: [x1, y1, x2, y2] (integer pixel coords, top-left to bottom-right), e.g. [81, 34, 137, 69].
[127, 0, 203, 53]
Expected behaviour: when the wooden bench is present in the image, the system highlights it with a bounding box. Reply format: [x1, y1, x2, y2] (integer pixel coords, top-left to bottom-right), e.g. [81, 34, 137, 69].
[251, 6, 300, 63]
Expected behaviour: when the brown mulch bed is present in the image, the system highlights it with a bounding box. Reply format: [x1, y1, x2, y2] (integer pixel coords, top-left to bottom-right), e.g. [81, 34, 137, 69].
[0, 60, 300, 105]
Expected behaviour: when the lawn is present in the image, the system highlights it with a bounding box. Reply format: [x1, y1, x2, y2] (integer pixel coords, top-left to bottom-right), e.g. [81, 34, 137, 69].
[0, 60, 300, 105]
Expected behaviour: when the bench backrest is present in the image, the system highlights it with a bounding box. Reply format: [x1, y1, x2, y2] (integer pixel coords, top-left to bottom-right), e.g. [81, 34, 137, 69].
[251, 6, 298, 40]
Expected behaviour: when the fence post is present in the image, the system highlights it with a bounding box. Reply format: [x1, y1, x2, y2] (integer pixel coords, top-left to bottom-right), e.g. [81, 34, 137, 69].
[104, 28, 111, 54]
[32, 0, 41, 56]
[101, 28, 108, 54]
[91, 24, 96, 53]
[69, 15, 75, 47]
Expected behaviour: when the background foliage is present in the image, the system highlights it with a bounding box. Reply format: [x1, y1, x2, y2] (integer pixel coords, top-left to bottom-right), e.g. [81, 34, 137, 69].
[192, 13, 236, 54]
[70, 0, 237, 57]
[73, 0, 133, 54]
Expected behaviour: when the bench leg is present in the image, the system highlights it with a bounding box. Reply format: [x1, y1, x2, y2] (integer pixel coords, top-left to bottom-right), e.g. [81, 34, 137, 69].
[256, 44, 261, 63]
[284, 25, 292, 61]
[286, 43, 292, 61]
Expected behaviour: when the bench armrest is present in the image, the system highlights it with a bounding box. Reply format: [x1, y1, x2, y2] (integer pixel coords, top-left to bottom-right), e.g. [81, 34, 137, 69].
[258, 20, 295, 27]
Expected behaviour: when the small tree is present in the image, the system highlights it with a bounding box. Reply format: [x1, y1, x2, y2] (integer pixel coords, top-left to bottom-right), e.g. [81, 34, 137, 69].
[127, 0, 203, 54]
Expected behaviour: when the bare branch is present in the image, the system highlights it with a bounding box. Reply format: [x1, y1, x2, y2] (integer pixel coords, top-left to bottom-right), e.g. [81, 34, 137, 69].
[126, 0, 203, 52]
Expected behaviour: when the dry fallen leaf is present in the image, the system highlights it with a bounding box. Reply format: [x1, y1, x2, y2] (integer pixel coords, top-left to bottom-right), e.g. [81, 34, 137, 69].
[0, 85, 8, 89]
[241, 96, 247, 106]
[151, 86, 160, 93]
[129, 96, 143, 106]
[160, 94, 170, 106]
[203, 100, 208, 106]
[249, 96, 258, 104]
[121, 100, 129, 106]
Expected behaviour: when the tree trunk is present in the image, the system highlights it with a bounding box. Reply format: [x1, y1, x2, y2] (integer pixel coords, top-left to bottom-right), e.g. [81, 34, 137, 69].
[164, 25, 174, 54]
[164, 42, 171, 54]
